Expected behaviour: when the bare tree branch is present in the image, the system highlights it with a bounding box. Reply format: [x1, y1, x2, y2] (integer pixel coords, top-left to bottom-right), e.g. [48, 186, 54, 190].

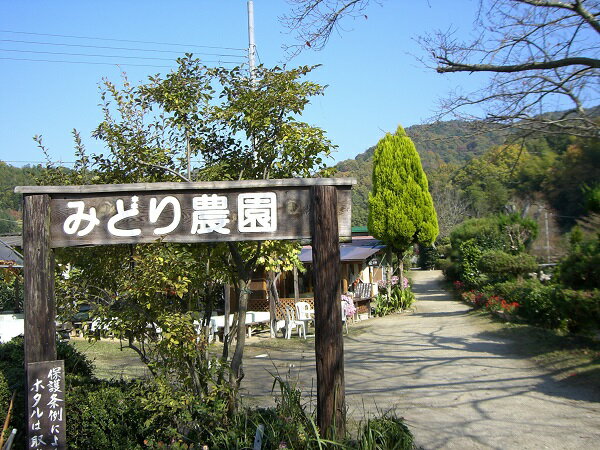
[281, 0, 375, 56]
[437, 56, 600, 72]
[422, 0, 600, 137]
[281, 0, 599, 136]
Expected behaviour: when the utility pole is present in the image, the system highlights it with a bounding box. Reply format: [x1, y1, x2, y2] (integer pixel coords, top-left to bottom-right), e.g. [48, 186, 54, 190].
[545, 210, 551, 263]
[247, 0, 258, 162]
[247, 0, 256, 83]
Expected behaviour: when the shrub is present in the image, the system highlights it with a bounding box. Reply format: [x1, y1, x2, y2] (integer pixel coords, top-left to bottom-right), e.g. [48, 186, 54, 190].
[374, 285, 415, 316]
[555, 289, 600, 335]
[478, 250, 538, 283]
[357, 414, 415, 450]
[458, 239, 484, 287]
[447, 214, 539, 286]
[66, 380, 146, 449]
[417, 245, 438, 270]
[557, 236, 600, 289]
[0, 370, 10, 418]
[494, 279, 561, 329]
[440, 258, 459, 281]
[450, 216, 506, 251]
[496, 214, 538, 253]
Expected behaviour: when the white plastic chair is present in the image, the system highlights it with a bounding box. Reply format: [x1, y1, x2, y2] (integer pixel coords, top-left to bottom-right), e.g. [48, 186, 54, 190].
[283, 306, 306, 339]
[295, 301, 314, 331]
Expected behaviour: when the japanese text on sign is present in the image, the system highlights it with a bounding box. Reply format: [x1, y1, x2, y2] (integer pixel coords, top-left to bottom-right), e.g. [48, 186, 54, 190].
[61, 192, 277, 238]
[27, 360, 66, 449]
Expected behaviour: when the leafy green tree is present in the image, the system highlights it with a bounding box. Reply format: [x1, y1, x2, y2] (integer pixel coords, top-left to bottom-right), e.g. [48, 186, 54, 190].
[543, 137, 600, 224]
[39, 56, 334, 410]
[368, 125, 438, 286]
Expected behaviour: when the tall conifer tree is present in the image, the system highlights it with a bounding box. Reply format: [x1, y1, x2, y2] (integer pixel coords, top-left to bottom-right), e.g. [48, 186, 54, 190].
[368, 125, 439, 285]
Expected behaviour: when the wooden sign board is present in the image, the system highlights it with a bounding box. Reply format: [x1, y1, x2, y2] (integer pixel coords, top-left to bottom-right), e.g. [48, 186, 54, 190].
[27, 360, 66, 449]
[16, 178, 355, 442]
[16, 179, 354, 247]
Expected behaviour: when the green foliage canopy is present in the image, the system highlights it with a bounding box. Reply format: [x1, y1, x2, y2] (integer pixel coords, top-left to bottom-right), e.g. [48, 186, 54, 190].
[368, 125, 439, 254]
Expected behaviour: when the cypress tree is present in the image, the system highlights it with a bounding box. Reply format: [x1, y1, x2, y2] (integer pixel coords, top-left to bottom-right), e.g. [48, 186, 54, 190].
[368, 125, 439, 285]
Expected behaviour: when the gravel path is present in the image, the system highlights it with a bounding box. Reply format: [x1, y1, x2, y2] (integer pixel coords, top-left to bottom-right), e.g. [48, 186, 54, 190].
[241, 270, 600, 449]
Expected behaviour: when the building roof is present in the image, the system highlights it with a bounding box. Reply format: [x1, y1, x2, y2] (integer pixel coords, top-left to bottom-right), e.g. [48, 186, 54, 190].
[299, 236, 385, 263]
[0, 235, 22, 248]
[0, 238, 23, 268]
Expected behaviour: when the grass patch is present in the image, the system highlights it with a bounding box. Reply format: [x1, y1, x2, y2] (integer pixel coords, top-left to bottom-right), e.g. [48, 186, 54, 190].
[70, 337, 149, 380]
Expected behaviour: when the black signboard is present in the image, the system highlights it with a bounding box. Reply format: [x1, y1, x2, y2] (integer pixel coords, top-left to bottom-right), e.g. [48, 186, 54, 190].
[27, 360, 66, 449]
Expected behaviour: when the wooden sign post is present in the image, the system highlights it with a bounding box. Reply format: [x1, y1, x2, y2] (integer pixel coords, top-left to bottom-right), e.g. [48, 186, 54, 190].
[311, 185, 346, 438]
[17, 178, 355, 444]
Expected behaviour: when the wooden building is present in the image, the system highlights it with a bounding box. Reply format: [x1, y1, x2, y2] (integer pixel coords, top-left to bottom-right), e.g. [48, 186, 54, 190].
[247, 233, 386, 318]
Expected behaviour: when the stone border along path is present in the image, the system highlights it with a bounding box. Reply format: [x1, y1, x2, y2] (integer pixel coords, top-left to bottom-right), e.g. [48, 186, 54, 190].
[241, 270, 600, 449]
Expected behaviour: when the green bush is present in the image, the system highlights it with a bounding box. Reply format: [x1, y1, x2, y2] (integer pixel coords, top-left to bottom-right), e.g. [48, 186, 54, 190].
[0, 370, 10, 419]
[555, 289, 600, 335]
[494, 279, 562, 329]
[66, 381, 146, 449]
[450, 216, 507, 251]
[439, 258, 459, 281]
[496, 214, 538, 253]
[375, 286, 415, 316]
[458, 239, 484, 287]
[557, 236, 600, 289]
[417, 245, 438, 270]
[358, 414, 415, 450]
[447, 214, 539, 286]
[478, 250, 538, 283]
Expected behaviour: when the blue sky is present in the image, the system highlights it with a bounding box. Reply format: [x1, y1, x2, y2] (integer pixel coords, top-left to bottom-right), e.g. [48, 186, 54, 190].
[0, 0, 483, 167]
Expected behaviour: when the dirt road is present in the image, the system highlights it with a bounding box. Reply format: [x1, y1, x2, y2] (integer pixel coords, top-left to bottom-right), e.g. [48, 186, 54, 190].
[242, 270, 600, 449]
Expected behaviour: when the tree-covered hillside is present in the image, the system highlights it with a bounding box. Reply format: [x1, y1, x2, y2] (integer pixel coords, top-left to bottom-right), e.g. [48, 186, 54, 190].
[336, 117, 599, 230]
[349, 120, 508, 170]
[336, 120, 508, 226]
[0, 162, 43, 233]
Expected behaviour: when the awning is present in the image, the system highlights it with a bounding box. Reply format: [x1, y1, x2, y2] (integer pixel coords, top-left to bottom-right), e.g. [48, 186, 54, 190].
[299, 239, 385, 263]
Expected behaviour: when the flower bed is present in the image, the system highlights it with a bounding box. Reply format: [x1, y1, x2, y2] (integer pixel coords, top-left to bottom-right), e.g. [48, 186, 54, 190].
[453, 281, 520, 320]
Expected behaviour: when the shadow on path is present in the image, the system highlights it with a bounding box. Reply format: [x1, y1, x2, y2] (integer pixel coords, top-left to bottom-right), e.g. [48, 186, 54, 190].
[242, 270, 600, 449]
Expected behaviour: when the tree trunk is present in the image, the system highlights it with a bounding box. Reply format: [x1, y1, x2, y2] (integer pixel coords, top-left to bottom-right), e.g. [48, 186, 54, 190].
[398, 254, 405, 290]
[222, 283, 231, 360]
[386, 248, 393, 299]
[230, 278, 249, 386]
[293, 266, 300, 302]
[267, 271, 281, 338]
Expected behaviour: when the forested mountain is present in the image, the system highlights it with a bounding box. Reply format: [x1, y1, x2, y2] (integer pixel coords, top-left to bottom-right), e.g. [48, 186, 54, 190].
[336, 119, 509, 226]
[336, 118, 599, 231]
[350, 120, 509, 168]
[0, 162, 43, 233]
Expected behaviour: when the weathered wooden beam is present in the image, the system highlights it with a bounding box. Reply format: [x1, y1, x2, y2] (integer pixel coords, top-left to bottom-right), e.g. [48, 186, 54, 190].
[23, 194, 58, 447]
[23, 194, 56, 365]
[310, 185, 346, 439]
[46, 187, 353, 247]
[15, 177, 356, 194]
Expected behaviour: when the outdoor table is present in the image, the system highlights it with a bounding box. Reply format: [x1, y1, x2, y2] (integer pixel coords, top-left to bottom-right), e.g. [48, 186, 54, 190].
[196, 311, 271, 341]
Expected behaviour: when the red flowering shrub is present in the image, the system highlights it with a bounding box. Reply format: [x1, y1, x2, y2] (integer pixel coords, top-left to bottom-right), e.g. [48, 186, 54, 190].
[460, 290, 519, 318]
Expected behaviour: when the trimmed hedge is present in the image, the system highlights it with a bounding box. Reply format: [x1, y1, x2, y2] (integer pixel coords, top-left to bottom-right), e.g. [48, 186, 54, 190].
[493, 279, 561, 329]
[478, 250, 538, 283]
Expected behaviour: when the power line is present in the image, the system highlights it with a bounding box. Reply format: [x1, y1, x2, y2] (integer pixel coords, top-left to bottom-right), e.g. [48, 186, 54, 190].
[0, 29, 247, 52]
[0, 56, 246, 69]
[3, 160, 75, 164]
[0, 56, 173, 68]
[0, 48, 243, 64]
[0, 39, 247, 59]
